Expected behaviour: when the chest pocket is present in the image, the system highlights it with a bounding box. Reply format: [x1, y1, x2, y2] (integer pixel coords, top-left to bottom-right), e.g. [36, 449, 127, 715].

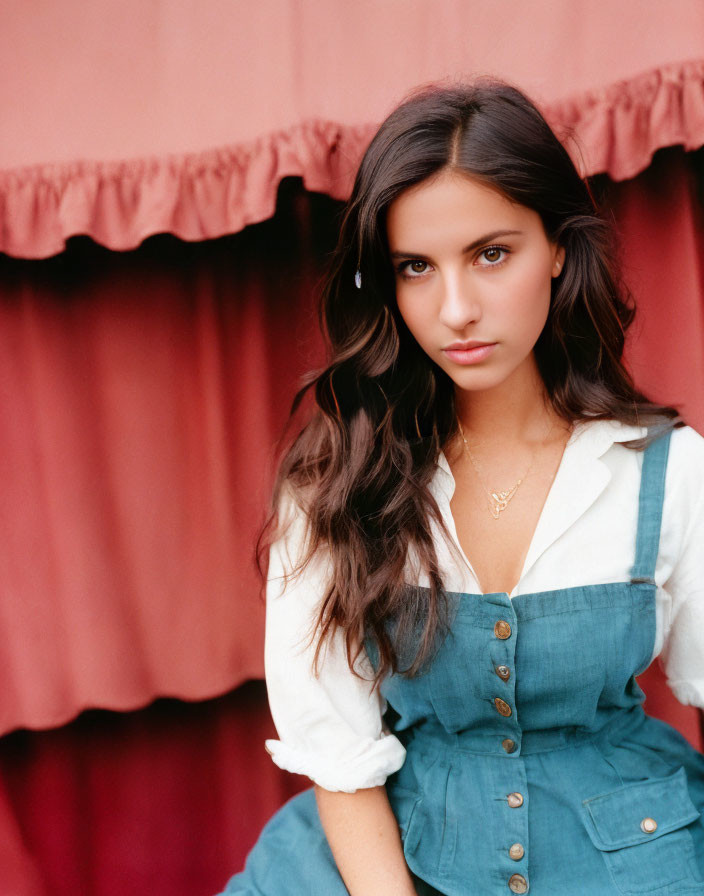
[580, 766, 703, 895]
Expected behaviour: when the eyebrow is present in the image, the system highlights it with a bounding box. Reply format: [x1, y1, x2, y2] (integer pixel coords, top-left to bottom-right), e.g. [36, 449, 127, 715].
[389, 229, 524, 259]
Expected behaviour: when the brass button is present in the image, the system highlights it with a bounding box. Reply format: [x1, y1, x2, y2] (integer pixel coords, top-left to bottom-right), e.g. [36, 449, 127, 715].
[496, 664, 511, 681]
[509, 842, 525, 861]
[640, 816, 657, 834]
[507, 792, 524, 808]
[502, 738, 516, 753]
[494, 620, 512, 639]
[494, 697, 512, 717]
[508, 873, 528, 893]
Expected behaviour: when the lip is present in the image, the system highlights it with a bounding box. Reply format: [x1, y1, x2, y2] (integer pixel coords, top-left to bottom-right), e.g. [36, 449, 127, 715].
[444, 340, 495, 350]
[442, 341, 497, 365]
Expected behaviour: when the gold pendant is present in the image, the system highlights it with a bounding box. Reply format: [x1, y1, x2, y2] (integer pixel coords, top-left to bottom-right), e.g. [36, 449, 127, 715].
[490, 485, 518, 519]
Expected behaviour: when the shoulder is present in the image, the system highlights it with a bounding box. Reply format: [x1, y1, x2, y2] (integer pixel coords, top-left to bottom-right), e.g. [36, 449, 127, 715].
[268, 483, 317, 572]
[664, 423, 704, 508]
[659, 425, 704, 585]
[667, 422, 704, 462]
[577, 419, 703, 506]
[597, 418, 704, 469]
[658, 425, 704, 557]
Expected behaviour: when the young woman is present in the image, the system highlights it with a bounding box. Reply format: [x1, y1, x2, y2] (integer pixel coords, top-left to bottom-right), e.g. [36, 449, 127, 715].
[218, 79, 704, 895]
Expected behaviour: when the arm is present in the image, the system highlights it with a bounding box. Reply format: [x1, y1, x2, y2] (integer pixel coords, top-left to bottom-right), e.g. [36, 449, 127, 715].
[263, 490, 411, 885]
[659, 426, 704, 707]
[314, 784, 418, 896]
[264, 492, 406, 788]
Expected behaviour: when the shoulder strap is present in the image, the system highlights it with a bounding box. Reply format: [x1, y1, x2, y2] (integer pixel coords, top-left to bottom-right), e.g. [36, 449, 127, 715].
[629, 427, 673, 584]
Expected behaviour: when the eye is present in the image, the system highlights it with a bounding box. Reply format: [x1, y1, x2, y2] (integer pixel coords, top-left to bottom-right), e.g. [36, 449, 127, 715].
[476, 245, 510, 267]
[395, 259, 432, 280]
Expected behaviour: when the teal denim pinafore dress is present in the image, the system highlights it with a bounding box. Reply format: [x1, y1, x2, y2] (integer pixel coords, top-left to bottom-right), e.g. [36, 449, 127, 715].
[219, 429, 704, 895]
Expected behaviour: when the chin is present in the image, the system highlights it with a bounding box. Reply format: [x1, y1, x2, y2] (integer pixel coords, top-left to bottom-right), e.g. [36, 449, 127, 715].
[444, 367, 508, 392]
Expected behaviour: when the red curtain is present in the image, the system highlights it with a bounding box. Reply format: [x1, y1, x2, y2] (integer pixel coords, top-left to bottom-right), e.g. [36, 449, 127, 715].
[0, 182, 331, 735]
[0, 683, 305, 896]
[0, 148, 702, 896]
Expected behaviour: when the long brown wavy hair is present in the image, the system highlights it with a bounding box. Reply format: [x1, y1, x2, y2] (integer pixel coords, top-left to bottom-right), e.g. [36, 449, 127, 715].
[258, 78, 682, 686]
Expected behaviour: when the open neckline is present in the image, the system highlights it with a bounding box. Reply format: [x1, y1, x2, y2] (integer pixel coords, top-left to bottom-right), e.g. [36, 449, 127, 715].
[432, 418, 649, 598]
[439, 423, 583, 597]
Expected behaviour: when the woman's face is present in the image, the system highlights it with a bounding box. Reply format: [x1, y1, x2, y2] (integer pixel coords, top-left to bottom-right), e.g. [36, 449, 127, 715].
[386, 168, 565, 395]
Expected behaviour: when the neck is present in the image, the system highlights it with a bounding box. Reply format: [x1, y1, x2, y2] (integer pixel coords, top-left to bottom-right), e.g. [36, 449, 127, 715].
[454, 355, 557, 444]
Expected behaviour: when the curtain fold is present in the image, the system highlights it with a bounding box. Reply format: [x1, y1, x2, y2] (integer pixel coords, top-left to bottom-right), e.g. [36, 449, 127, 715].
[0, 150, 703, 737]
[1, 6, 702, 893]
[0, 180, 329, 735]
[0, 683, 306, 896]
[1, 59, 704, 259]
[0, 147, 702, 896]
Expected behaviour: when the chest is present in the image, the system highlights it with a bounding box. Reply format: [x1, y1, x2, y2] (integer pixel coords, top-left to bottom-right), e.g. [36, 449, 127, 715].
[447, 435, 570, 595]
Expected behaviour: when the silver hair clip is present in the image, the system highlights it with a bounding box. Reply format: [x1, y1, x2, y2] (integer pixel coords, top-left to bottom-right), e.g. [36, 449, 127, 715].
[354, 270, 362, 289]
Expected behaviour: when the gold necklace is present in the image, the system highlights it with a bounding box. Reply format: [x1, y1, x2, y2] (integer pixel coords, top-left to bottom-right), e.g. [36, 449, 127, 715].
[457, 418, 557, 520]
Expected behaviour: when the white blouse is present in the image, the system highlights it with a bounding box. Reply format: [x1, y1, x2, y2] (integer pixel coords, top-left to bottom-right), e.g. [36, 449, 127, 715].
[263, 419, 704, 793]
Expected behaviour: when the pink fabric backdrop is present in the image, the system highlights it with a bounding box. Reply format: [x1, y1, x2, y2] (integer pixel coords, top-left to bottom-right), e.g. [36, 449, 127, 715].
[1, 1, 704, 257]
[0, 683, 306, 896]
[0, 6, 703, 892]
[0, 159, 702, 896]
[0, 154, 702, 739]
[0, 190, 326, 734]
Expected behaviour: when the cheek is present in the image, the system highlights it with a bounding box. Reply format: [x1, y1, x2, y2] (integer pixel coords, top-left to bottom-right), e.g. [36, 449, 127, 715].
[501, 267, 553, 337]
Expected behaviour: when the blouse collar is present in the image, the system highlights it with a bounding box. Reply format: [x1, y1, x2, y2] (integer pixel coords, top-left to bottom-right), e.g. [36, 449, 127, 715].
[434, 418, 647, 491]
[431, 418, 648, 593]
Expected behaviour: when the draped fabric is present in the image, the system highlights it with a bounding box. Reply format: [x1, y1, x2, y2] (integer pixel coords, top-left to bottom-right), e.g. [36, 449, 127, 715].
[608, 147, 704, 419]
[0, 683, 306, 896]
[1, 151, 703, 739]
[0, 150, 703, 895]
[2, 4, 704, 889]
[2, 1, 704, 257]
[0, 180, 328, 735]
[3, 58, 704, 260]
[6, 0, 704, 172]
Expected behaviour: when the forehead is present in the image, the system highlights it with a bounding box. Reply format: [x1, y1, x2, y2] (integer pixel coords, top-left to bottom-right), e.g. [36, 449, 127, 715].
[386, 169, 537, 247]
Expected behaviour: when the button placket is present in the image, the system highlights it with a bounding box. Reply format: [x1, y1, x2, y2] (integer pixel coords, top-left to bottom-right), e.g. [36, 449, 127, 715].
[485, 734, 528, 895]
[492, 757, 529, 894]
[489, 602, 520, 755]
[491, 598, 528, 889]
[492, 618, 515, 717]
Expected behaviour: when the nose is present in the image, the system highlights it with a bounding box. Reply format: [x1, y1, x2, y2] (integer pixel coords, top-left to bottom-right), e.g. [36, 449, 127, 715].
[437, 269, 482, 330]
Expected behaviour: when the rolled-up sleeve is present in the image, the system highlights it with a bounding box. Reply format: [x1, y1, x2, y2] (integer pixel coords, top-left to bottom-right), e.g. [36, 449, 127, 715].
[263, 494, 407, 792]
[659, 426, 704, 708]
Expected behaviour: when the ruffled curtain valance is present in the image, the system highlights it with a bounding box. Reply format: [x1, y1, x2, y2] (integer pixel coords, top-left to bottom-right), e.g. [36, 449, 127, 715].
[2, 59, 703, 260]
